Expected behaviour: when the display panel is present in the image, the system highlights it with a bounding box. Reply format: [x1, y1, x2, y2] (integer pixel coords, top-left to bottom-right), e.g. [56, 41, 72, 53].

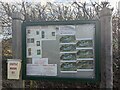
[22, 20, 100, 82]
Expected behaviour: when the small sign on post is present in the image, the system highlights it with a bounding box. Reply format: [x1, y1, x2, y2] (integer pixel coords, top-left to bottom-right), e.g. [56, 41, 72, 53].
[7, 59, 21, 79]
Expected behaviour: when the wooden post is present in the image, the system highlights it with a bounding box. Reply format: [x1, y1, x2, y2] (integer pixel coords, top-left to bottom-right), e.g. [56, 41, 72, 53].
[100, 8, 113, 89]
[118, 2, 120, 59]
[12, 12, 23, 59]
[0, 21, 2, 90]
[118, 17, 120, 57]
[11, 12, 23, 88]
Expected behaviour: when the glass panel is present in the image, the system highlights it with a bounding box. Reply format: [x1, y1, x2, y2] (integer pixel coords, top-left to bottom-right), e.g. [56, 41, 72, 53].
[25, 24, 96, 79]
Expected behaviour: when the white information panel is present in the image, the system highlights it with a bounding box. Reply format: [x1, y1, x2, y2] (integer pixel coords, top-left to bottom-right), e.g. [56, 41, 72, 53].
[32, 58, 48, 65]
[27, 64, 57, 76]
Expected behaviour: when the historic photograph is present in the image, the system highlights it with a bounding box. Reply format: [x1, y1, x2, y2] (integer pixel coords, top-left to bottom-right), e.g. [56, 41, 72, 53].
[77, 40, 93, 47]
[59, 35, 75, 43]
[61, 62, 77, 71]
[77, 49, 93, 58]
[77, 60, 94, 69]
[60, 44, 76, 52]
[60, 53, 76, 60]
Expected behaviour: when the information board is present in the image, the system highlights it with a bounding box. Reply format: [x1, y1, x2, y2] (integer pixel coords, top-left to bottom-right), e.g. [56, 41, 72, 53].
[22, 20, 100, 82]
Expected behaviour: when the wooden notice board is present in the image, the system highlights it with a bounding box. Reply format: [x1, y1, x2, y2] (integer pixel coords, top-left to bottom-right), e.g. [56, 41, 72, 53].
[22, 20, 100, 82]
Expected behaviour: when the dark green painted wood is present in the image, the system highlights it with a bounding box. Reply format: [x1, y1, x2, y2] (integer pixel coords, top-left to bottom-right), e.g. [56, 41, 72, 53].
[22, 20, 100, 83]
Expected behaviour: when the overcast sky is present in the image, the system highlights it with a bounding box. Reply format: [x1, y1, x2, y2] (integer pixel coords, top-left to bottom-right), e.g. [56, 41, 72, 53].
[0, 0, 119, 9]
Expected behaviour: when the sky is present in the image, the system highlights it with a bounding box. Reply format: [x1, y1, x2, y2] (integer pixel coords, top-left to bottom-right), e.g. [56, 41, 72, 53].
[0, 0, 119, 9]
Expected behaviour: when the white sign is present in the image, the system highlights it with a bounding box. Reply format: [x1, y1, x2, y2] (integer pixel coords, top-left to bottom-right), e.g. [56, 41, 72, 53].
[7, 60, 21, 79]
[27, 64, 57, 76]
[58, 26, 76, 35]
[32, 58, 48, 65]
[42, 64, 57, 76]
